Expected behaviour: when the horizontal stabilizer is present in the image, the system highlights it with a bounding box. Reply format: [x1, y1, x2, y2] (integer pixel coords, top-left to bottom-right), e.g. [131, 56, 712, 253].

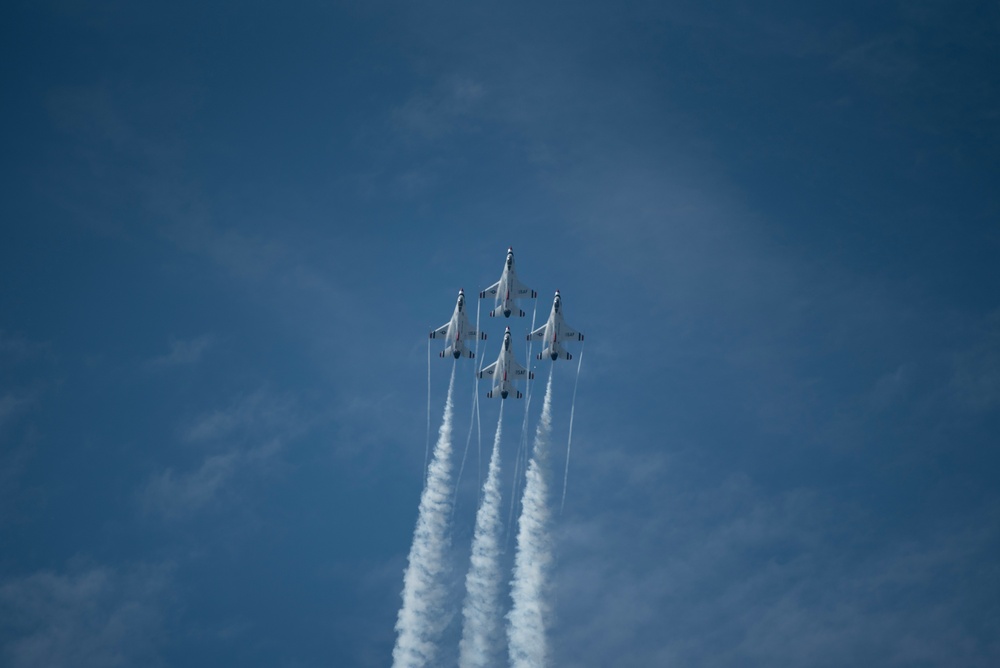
[516, 390, 523, 399]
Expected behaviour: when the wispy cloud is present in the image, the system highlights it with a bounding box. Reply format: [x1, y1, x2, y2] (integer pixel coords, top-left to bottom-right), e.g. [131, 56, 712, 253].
[0, 562, 173, 668]
[551, 447, 1000, 666]
[144, 334, 214, 368]
[142, 440, 282, 519]
[0, 331, 49, 362]
[393, 76, 486, 139]
[181, 389, 300, 444]
[950, 311, 1000, 412]
[142, 389, 303, 519]
[0, 390, 39, 431]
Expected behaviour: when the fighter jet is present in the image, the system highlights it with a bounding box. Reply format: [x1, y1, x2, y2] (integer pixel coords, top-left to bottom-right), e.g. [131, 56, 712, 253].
[528, 290, 584, 361]
[480, 247, 537, 318]
[430, 289, 486, 359]
[478, 326, 534, 399]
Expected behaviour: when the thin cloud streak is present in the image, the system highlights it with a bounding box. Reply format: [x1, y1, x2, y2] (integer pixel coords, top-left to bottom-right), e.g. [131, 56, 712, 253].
[144, 335, 213, 368]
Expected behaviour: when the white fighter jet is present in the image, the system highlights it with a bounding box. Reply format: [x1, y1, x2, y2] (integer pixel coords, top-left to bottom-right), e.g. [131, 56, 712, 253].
[430, 289, 486, 359]
[528, 290, 584, 361]
[478, 326, 534, 399]
[480, 247, 537, 318]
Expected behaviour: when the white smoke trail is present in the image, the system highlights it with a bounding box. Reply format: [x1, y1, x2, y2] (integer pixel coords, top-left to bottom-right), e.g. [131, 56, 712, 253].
[458, 403, 506, 668]
[393, 365, 459, 668]
[560, 342, 584, 514]
[507, 368, 555, 668]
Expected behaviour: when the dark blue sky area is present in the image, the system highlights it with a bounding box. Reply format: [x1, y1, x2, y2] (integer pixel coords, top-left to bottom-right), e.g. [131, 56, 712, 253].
[1, 2, 998, 666]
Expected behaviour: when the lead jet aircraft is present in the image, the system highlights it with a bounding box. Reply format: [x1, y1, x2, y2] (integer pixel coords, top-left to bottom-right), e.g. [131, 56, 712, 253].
[430, 289, 485, 359]
[528, 290, 584, 361]
[478, 327, 534, 399]
[480, 247, 537, 318]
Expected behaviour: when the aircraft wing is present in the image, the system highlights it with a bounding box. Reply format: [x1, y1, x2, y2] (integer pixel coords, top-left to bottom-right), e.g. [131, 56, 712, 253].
[478, 361, 498, 379]
[429, 322, 450, 339]
[479, 281, 501, 299]
[511, 275, 536, 298]
[527, 323, 547, 341]
[561, 322, 583, 341]
[465, 327, 486, 340]
[510, 357, 529, 377]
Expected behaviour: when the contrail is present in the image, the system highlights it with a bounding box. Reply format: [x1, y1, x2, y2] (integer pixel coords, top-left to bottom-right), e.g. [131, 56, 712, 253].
[393, 365, 459, 668]
[506, 386, 533, 550]
[453, 298, 486, 515]
[475, 296, 483, 492]
[425, 336, 431, 477]
[506, 303, 538, 549]
[458, 403, 506, 668]
[507, 367, 555, 668]
[560, 342, 584, 514]
[453, 345, 485, 519]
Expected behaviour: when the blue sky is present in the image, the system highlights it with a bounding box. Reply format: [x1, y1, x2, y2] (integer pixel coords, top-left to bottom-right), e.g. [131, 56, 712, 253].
[2, 1, 999, 665]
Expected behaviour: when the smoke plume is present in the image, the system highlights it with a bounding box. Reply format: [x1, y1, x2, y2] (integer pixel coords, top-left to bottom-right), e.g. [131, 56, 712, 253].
[507, 368, 555, 667]
[393, 366, 459, 667]
[458, 403, 507, 667]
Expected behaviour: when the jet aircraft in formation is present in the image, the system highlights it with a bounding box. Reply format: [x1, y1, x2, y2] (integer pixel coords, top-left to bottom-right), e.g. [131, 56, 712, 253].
[480, 247, 536, 318]
[431, 247, 584, 399]
[528, 290, 584, 361]
[478, 327, 534, 399]
[429, 289, 486, 359]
